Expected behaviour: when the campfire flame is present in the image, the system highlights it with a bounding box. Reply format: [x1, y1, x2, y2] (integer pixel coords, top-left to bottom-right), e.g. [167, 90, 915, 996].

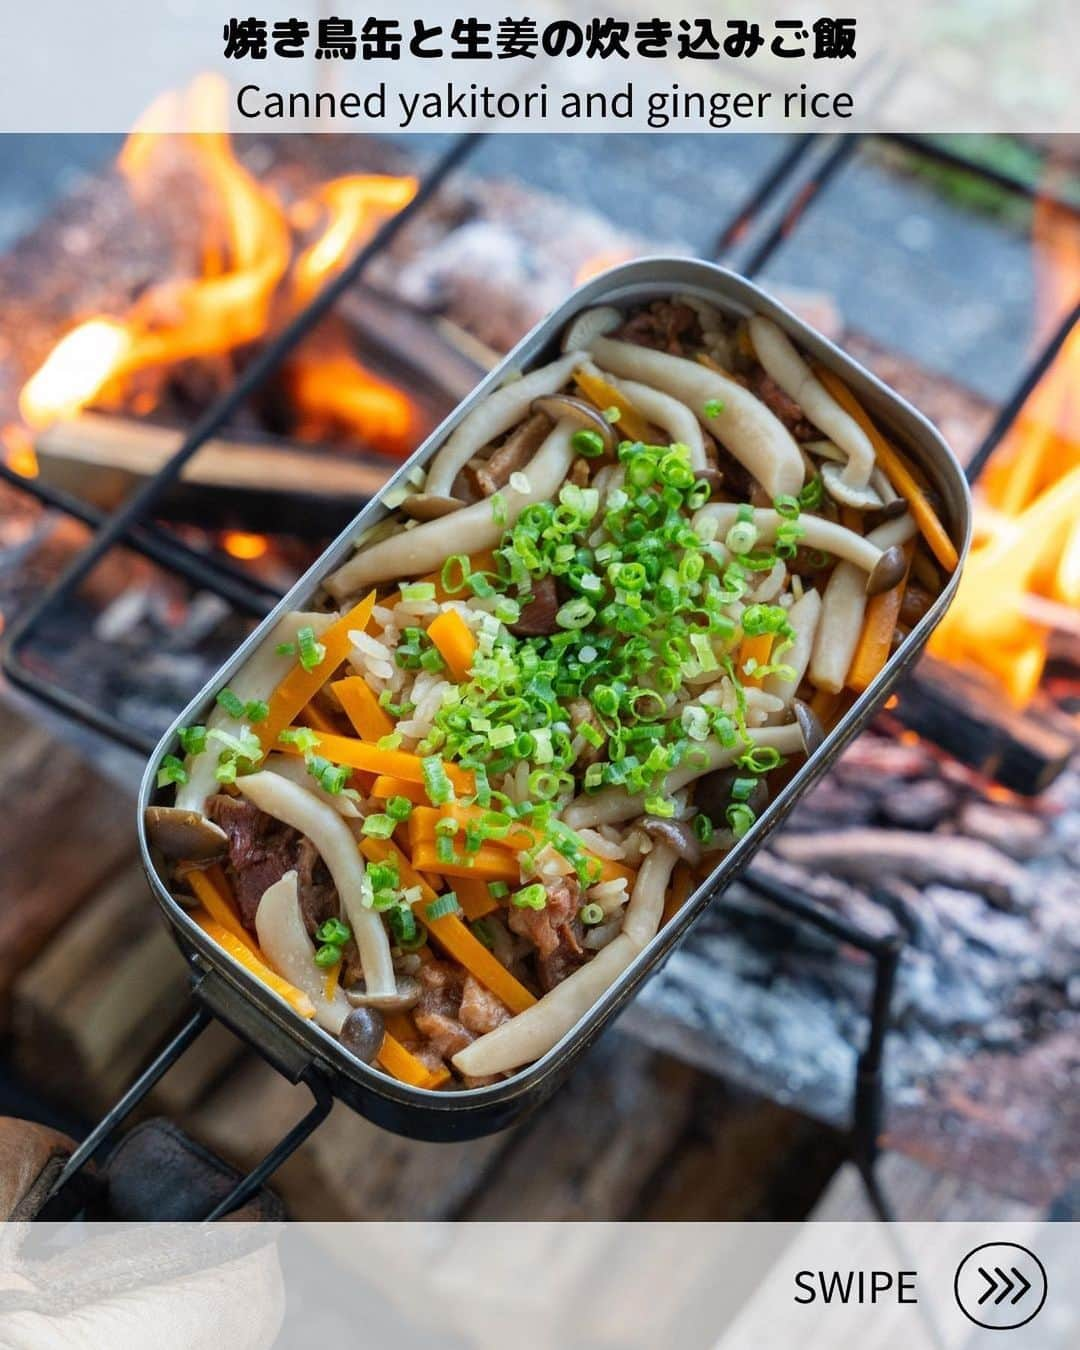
[929, 192, 1080, 706]
[17, 75, 418, 457]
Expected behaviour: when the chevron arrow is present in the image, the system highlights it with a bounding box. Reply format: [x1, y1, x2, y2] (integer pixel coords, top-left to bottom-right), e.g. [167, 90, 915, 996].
[1010, 1268, 1032, 1305]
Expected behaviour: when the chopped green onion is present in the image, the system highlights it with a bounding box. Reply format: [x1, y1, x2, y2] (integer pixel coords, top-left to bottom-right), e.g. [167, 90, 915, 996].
[798, 475, 824, 510]
[693, 812, 714, 844]
[725, 520, 758, 555]
[511, 883, 547, 911]
[726, 802, 756, 839]
[425, 893, 462, 922]
[315, 917, 351, 946]
[488, 880, 509, 899]
[377, 732, 403, 751]
[388, 904, 418, 946]
[401, 581, 436, 602]
[278, 726, 320, 752]
[275, 642, 296, 656]
[361, 814, 395, 839]
[215, 687, 246, 718]
[177, 725, 207, 756]
[313, 943, 342, 968]
[579, 902, 605, 926]
[556, 598, 595, 630]
[156, 755, 188, 788]
[421, 756, 454, 805]
[297, 626, 326, 672]
[774, 494, 801, 519]
[703, 398, 725, 418]
[386, 796, 413, 822]
[571, 428, 606, 459]
[730, 776, 759, 802]
[244, 699, 269, 724]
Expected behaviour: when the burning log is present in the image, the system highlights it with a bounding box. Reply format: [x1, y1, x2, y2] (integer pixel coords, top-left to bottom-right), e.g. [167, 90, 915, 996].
[893, 655, 1077, 796]
[773, 827, 1029, 909]
[32, 412, 400, 533]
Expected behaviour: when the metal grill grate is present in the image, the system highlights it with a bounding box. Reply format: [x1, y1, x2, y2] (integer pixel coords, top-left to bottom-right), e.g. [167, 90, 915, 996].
[4, 130, 1075, 1220]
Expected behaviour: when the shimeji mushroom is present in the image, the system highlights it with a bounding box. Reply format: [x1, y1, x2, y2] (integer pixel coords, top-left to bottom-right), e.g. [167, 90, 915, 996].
[255, 871, 352, 1034]
[530, 392, 618, 454]
[424, 351, 586, 498]
[810, 514, 919, 693]
[452, 843, 678, 1077]
[562, 722, 808, 830]
[747, 316, 879, 509]
[325, 421, 579, 598]
[587, 335, 806, 499]
[579, 359, 709, 468]
[145, 610, 336, 860]
[237, 771, 397, 999]
[559, 305, 621, 353]
[763, 588, 822, 706]
[691, 503, 907, 596]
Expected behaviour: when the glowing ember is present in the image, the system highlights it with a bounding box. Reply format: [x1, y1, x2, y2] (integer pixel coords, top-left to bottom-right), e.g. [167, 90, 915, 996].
[929, 193, 1080, 707]
[222, 530, 270, 560]
[2, 424, 40, 479]
[16, 75, 418, 458]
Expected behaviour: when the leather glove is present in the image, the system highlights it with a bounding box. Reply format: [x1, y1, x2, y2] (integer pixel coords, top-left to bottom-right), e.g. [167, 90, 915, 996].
[0, 1116, 285, 1349]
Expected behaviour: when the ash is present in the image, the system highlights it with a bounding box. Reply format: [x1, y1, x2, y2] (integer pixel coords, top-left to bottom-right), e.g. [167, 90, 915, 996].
[626, 729, 1080, 1204]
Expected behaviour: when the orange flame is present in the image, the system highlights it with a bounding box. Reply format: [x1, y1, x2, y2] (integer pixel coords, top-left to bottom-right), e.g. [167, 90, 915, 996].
[929, 191, 1080, 705]
[17, 76, 417, 456]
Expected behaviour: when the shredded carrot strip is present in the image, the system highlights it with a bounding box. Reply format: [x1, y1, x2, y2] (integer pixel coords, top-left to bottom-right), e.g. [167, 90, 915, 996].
[407, 804, 635, 887]
[814, 366, 959, 573]
[427, 608, 478, 682]
[695, 352, 733, 378]
[738, 633, 773, 688]
[332, 675, 394, 741]
[454, 876, 499, 920]
[184, 866, 253, 949]
[277, 731, 474, 794]
[377, 1030, 449, 1089]
[412, 841, 522, 883]
[574, 368, 653, 443]
[322, 958, 342, 1003]
[191, 910, 316, 1018]
[358, 838, 534, 1014]
[297, 701, 340, 735]
[257, 592, 377, 753]
[369, 775, 428, 805]
[848, 541, 915, 693]
[661, 863, 693, 927]
[359, 837, 439, 904]
[424, 913, 535, 1014]
[408, 804, 536, 854]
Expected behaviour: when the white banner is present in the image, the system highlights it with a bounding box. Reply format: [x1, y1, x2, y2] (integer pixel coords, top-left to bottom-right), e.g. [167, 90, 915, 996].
[1, 1222, 1074, 1347]
[1, 0, 1077, 133]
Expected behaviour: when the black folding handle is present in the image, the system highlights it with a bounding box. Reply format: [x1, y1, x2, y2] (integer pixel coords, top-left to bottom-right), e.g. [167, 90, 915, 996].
[41, 971, 335, 1222]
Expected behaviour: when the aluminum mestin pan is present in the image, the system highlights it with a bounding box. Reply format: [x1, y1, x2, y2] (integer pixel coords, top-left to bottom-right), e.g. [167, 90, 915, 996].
[139, 258, 972, 1141]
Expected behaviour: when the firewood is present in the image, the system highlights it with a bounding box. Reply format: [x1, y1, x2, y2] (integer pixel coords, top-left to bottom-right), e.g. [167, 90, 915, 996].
[33, 413, 395, 510]
[188, 1056, 511, 1221]
[462, 1036, 698, 1220]
[11, 863, 193, 1114]
[773, 829, 1027, 908]
[0, 703, 135, 1022]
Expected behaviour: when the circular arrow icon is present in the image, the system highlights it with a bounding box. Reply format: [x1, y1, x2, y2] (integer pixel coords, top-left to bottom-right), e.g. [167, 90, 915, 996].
[954, 1242, 1048, 1331]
